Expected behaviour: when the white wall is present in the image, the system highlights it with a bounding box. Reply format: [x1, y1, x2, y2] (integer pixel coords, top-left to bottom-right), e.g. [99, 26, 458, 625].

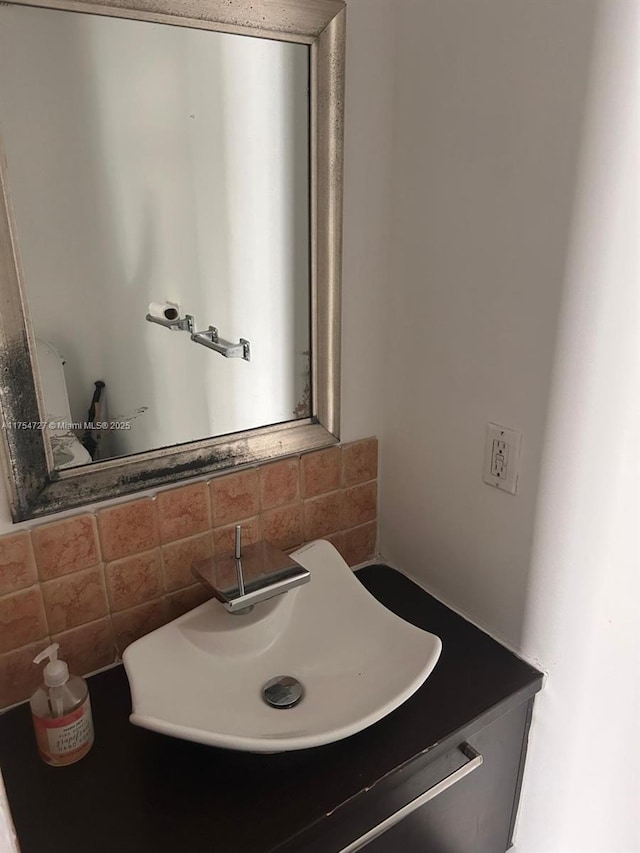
[510, 0, 639, 848]
[379, 0, 639, 850]
[380, 0, 600, 645]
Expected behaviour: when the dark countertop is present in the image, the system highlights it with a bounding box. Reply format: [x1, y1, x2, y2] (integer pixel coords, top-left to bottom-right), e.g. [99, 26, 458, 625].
[0, 565, 542, 853]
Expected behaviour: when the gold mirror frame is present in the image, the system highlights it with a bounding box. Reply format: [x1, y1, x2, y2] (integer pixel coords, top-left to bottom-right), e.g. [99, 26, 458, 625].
[0, 0, 344, 521]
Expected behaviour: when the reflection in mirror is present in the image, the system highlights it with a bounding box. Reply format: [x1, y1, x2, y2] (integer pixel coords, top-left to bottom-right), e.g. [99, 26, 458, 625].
[0, 5, 310, 471]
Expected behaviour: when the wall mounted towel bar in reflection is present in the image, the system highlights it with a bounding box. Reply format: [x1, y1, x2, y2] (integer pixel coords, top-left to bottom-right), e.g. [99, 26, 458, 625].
[145, 313, 251, 361]
[191, 327, 251, 361]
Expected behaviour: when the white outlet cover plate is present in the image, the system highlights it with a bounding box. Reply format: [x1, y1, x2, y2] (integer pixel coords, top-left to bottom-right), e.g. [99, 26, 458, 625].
[483, 423, 522, 495]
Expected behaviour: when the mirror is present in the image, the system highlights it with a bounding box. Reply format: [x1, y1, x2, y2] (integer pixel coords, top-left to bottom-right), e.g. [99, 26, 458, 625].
[0, 0, 345, 521]
[0, 6, 311, 469]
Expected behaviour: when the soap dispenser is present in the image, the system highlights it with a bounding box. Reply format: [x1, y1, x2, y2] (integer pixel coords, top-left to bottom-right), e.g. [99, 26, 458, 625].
[30, 643, 94, 766]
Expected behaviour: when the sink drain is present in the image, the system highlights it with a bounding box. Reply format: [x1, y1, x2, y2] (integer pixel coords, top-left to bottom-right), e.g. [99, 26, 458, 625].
[262, 675, 304, 709]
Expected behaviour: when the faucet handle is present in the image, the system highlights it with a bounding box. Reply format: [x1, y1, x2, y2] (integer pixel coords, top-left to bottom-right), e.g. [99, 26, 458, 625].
[235, 524, 242, 561]
[234, 525, 245, 597]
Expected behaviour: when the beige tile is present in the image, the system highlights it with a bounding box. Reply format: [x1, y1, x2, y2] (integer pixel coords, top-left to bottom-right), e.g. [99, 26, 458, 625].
[341, 523, 377, 567]
[97, 498, 159, 562]
[0, 531, 37, 596]
[162, 532, 213, 593]
[41, 566, 108, 634]
[213, 516, 261, 557]
[156, 482, 211, 544]
[112, 599, 169, 653]
[303, 491, 344, 541]
[261, 503, 304, 551]
[259, 459, 300, 510]
[342, 481, 377, 529]
[322, 531, 346, 559]
[31, 515, 100, 581]
[209, 470, 259, 528]
[105, 549, 163, 612]
[52, 617, 117, 678]
[301, 447, 341, 498]
[166, 585, 212, 620]
[342, 437, 378, 487]
[0, 587, 48, 654]
[0, 641, 50, 709]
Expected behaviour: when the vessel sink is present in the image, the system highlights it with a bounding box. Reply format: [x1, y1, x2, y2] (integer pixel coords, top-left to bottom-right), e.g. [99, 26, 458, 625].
[123, 539, 442, 752]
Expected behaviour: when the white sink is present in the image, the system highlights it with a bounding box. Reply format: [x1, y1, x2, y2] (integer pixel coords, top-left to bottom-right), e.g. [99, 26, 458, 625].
[123, 540, 442, 753]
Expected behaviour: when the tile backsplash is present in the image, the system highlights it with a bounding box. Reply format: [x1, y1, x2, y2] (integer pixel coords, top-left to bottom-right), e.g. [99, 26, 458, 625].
[0, 438, 378, 709]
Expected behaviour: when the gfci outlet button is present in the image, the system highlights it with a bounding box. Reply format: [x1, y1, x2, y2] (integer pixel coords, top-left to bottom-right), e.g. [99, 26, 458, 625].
[483, 423, 522, 495]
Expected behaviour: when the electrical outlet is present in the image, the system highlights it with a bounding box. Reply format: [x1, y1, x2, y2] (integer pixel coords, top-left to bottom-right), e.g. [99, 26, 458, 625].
[483, 423, 522, 494]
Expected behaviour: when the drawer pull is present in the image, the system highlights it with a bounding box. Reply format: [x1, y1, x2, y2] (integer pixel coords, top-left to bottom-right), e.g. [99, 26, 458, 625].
[338, 743, 483, 853]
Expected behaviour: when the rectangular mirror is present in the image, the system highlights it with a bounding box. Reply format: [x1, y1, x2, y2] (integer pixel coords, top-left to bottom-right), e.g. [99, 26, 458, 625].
[1, 7, 312, 465]
[0, 0, 344, 521]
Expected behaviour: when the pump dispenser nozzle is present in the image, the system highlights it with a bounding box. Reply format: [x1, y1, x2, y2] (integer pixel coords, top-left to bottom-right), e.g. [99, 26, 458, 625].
[33, 643, 69, 688]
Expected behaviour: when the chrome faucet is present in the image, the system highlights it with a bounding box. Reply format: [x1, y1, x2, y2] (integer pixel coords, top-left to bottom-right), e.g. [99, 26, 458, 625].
[192, 526, 310, 615]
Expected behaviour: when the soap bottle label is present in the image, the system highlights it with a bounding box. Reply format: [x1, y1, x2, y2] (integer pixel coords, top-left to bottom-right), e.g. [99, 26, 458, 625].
[33, 696, 94, 766]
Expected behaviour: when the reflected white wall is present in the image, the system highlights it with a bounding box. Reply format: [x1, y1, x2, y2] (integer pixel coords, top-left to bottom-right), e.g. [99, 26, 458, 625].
[0, 7, 309, 459]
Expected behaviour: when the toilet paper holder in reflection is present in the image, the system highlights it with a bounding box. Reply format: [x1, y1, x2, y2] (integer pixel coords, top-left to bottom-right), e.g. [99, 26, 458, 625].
[146, 312, 195, 333]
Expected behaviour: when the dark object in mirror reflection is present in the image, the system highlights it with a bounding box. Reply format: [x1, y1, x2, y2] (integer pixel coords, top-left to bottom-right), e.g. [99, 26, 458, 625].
[81, 380, 106, 460]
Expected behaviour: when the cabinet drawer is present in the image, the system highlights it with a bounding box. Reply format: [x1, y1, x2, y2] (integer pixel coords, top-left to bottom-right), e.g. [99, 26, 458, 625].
[347, 743, 483, 852]
[277, 699, 533, 853]
[357, 702, 531, 853]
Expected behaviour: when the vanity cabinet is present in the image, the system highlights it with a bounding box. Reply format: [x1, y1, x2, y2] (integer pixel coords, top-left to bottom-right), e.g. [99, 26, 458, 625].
[0, 565, 542, 853]
[287, 701, 534, 853]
